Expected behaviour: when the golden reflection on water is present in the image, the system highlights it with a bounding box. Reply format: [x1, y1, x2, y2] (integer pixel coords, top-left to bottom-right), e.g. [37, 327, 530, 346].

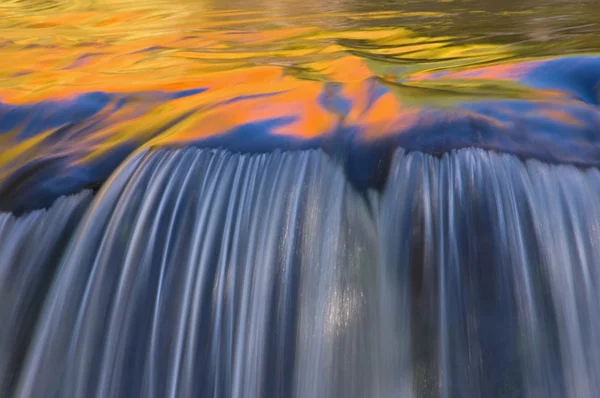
[1, 0, 600, 212]
[2, 0, 598, 103]
[0, 9, 489, 103]
[0, 1, 513, 146]
[1, 0, 597, 101]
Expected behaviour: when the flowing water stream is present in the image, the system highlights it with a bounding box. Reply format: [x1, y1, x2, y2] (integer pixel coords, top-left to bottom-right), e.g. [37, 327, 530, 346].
[2, 1, 600, 397]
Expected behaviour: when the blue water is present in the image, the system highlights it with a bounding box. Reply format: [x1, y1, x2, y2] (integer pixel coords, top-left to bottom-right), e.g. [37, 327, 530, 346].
[2, 147, 600, 397]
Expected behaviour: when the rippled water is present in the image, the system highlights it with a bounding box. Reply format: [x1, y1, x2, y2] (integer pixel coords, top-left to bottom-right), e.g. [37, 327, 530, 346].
[1, 0, 600, 211]
[2, 0, 600, 99]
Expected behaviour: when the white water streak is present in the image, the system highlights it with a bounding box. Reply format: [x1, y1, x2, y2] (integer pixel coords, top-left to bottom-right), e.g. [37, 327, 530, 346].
[4, 147, 600, 398]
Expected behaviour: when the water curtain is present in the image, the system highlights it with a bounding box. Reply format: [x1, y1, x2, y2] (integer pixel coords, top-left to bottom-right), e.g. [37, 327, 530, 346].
[2, 147, 599, 397]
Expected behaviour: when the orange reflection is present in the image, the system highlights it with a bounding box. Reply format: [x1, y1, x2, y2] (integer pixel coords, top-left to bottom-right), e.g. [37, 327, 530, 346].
[1, 0, 597, 211]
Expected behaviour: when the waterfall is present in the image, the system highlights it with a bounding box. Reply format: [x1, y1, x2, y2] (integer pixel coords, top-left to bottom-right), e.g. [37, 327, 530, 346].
[0, 191, 93, 397]
[3, 147, 600, 397]
[382, 150, 600, 397]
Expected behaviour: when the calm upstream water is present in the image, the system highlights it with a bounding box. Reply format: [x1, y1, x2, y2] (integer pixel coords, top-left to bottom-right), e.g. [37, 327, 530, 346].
[2, 1, 600, 397]
[2, 0, 600, 211]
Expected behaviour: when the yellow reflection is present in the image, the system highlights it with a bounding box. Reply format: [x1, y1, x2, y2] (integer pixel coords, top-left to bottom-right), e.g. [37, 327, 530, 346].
[0, 0, 537, 176]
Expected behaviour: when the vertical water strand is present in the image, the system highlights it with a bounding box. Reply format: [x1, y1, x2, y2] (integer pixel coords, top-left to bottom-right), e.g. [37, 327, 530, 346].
[139, 149, 220, 398]
[90, 149, 204, 398]
[159, 150, 233, 398]
[204, 154, 251, 398]
[270, 153, 308, 398]
[153, 150, 233, 398]
[446, 151, 485, 397]
[63, 150, 183, 398]
[529, 162, 591, 398]
[479, 153, 565, 397]
[174, 151, 239, 398]
[292, 152, 380, 398]
[259, 152, 311, 398]
[331, 167, 380, 398]
[378, 149, 421, 398]
[139, 149, 212, 398]
[236, 151, 298, 398]
[561, 167, 600, 388]
[70, 150, 177, 397]
[471, 151, 526, 397]
[0, 191, 92, 398]
[179, 150, 301, 398]
[432, 153, 449, 398]
[417, 151, 483, 397]
[556, 165, 600, 396]
[291, 151, 344, 398]
[454, 151, 495, 397]
[390, 151, 441, 397]
[220, 154, 265, 398]
[422, 152, 443, 397]
[232, 150, 341, 398]
[502, 161, 558, 398]
[230, 152, 272, 398]
[524, 160, 600, 398]
[129, 149, 231, 398]
[13, 149, 151, 398]
[231, 151, 288, 398]
[381, 148, 600, 397]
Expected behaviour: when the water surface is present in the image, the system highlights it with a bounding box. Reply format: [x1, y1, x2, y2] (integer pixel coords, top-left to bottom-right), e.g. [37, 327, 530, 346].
[1, 0, 600, 211]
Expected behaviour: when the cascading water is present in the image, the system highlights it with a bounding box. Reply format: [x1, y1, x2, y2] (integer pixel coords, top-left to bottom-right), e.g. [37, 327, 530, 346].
[0, 191, 93, 398]
[3, 0, 600, 396]
[2, 147, 600, 397]
[381, 150, 600, 397]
